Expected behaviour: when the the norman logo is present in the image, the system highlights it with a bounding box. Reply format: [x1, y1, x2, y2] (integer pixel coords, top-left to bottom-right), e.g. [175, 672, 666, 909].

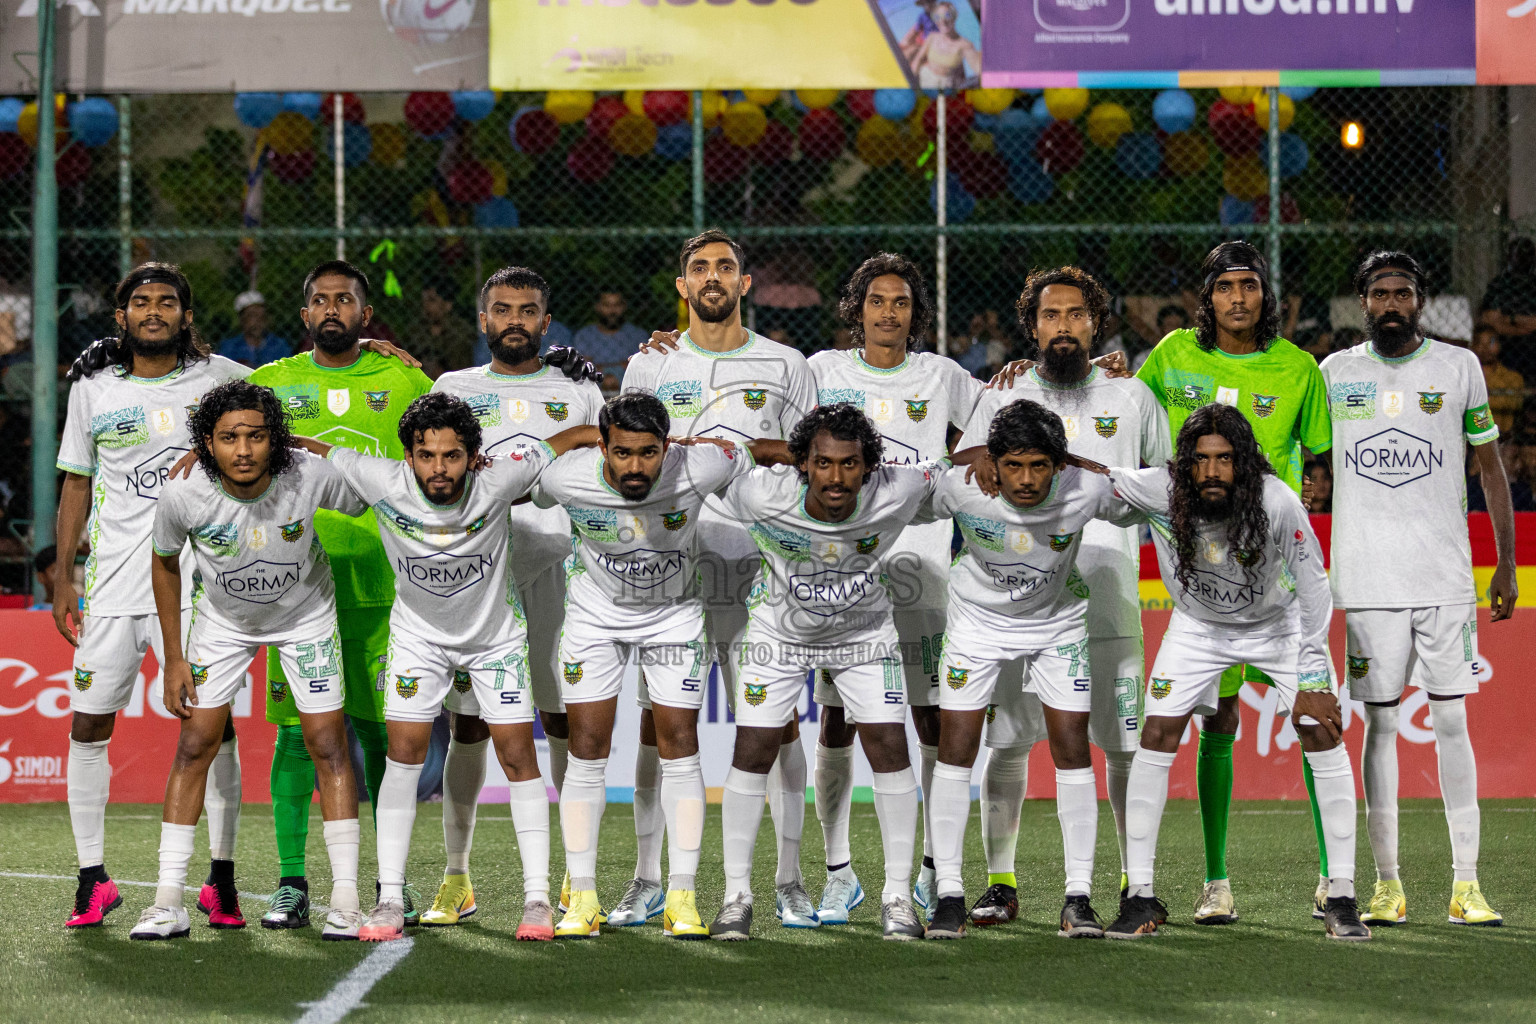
[789, 568, 875, 617]
[984, 560, 1057, 602]
[1093, 416, 1118, 438]
[596, 549, 686, 590]
[1184, 568, 1263, 615]
[1345, 428, 1442, 488]
[131, 445, 190, 500]
[216, 559, 301, 604]
[400, 552, 494, 599]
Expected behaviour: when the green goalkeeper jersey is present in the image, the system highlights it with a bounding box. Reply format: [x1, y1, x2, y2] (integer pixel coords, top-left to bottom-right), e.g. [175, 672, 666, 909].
[250, 350, 432, 609]
[1135, 328, 1332, 493]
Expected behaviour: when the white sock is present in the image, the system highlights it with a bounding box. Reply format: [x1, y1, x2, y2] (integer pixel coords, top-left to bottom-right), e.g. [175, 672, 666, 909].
[774, 741, 806, 886]
[203, 737, 241, 863]
[1304, 744, 1357, 899]
[375, 759, 422, 902]
[871, 768, 918, 900]
[508, 778, 551, 904]
[917, 742, 938, 862]
[67, 738, 110, 869]
[155, 822, 196, 908]
[980, 746, 1029, 876]
[560, 755, 607, 891]
[927, 761, 973, 898]
[546, 735, 569, 798]
[1362, 703, 1401, 881]
[814, 743, 855, 868]
[722, 767, 769, 899]
[632, 743, 663, 883]
[323, 818, 361, 912]
[1125, 748, 1176, 895]
[1103, 750, 1134, 875]
[1430, 698, 1480, 882]
[661, 753, 706, 891]
[442, 737, 487, 876]
[1056, 767, 1098, 897]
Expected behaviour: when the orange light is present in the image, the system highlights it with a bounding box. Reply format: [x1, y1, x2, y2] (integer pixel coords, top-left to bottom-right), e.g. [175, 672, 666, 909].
[1341, 121, 1363, 149]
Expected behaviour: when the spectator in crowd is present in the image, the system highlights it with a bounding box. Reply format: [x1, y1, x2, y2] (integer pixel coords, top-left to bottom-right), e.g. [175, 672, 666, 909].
[1469, 440, 1535, 513]
[1156, 303, 1190, 339]
[1332, 326, 1363, 353]
[750, 245, 823, 353]
[217, 291, 292, 368]
[0, 266, 31, 362]
[967, 307, 1012, 372]
[830, 326, 857, 351]
[414, 278, 477, 379]
[1472, 323, 1527, 436]
[572, 288, 649, 389]
[30, 545, 57, 611]
[1480, 236, 1536, 376]
[1303, 458, 1333, 514]
[947, 329, 989, 378]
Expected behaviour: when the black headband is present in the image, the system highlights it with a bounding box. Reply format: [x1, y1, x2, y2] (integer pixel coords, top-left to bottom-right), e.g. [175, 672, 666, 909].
[1362, 268, 1418, 291]
[118, 269, 189, 308]
[1203, 263, 1266, 291]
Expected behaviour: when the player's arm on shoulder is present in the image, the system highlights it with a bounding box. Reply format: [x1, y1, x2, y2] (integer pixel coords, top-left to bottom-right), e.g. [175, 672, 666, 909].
[544, 424, 602, 456]
[634, 330, 681, 358]
[359, 336, 422, 369]
[1087, 474, 1145, 528]
[743, 438, 789, 466]
[1106, 465, 1166, 513]
[307, 452, 370, 516]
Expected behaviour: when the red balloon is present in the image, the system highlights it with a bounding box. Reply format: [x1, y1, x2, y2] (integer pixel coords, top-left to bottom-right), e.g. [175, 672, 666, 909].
[56, 144, 90, 187]
[404, 92, 455, 137]
[448, 159, 493, 205]
[923, 94, 974, 138]
[566, 133, 614, 183]
[643, 91, 690, 127]
[0, 133, 29, 178]
[586, 95, 629, 138]
[957, 149, 1007, 199]
[1207, 99, 1263, 156]
[514, 109, 560, 155]
[846, 90, 876, 121]
[797, 108, 846, 162]
[322, 93, 366, 125]
[1254, 193, 1302, 223]
[1036, 120, 1084, 175]
[269, 149, 316, 183]
[752, 120, 793, 164]
[704, 135, 747, 182]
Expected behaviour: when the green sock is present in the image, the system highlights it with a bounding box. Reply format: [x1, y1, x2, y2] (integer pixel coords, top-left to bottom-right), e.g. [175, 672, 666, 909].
[1197, 730, 1236, 883]
[270, 724, 315, 879]
[987, 872, 1017, 888]
[349, 716, 389, 827]
[1302, 757, 1329, 877]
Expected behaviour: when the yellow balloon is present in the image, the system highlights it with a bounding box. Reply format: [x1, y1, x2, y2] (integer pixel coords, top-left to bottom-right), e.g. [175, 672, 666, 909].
[369, 122, 407, 166]
[1219, 84, 1261, 105]
[721, 101, 767, 148]
[1251, 91, 1295, 132]
[17, 95, 66, 147]
[1223, 153, 1268, 201]
[623, 90, 647, 117]
[1164, 131, 1209, 176]
[484, 158, 508, 197]
[263, 111, 313, 156]
[609, 113, 658, 157]
[699, 90, 726, 129]
[1086, 102, 1133, 149]
[796, 89, 840, 110]
[967, 130, 995, 154]
[1043, 88, 1089, 121]
[544, 90, 595, 125]
[855, 116, 900, 167]
[743, 89, 779, 107]
[965, 88, 1015, 115]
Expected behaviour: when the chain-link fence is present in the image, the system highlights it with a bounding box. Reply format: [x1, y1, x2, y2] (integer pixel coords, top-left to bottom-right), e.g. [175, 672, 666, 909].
[0, 84, 1530, 591]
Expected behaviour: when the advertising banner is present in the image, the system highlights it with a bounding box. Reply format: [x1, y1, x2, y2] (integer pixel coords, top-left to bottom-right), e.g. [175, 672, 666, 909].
[1477, 0, 1536, 83]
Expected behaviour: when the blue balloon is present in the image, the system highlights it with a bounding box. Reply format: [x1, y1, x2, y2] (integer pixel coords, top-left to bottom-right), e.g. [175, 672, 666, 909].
[1008, 159, 1054, 205]
[873, 88, 916, 121]
[992, 107, 1040, 167]
[282, 92, 323, 121]
[784, 91, 807, 113]
[68, 97, 118, 147]
[930, 173, 975, 223]
[971, 113, 998, 133]
[326, 120, 372, 167]
[1220, 194, 1255, 225]
[1279, 86, 1317, 101]
[452, 91, 496, 123]
[655, 122, 692, 161]
[1152, 89, 1196, 134]
[1115, 132, 1161, 180]
[474, 196, 520, 228]
[233, 92, 283, 129]
[1031, 96, 1052, 122]
[1278, 132, 1309, 179]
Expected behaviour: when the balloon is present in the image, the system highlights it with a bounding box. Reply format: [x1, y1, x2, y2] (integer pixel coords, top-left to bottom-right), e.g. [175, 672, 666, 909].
[566, 133, 614, 182]
[1036, 120, 1084, 174]
[783, 90, 807, 113]
[1043, 87, 1089, 121]
[966, 88, 1015, 115]
[1008, 158, 1054, 204]
[846, 90, 876, 121]
[855, 116, 901, 167]
[585, 95, 630, 139]
[1219, 193, 1255, 225]
[448, 159, 494, 205]
[1280, 85, 1317, 101]
[924, 94, 974, 138]
[873, 88, 916, 122]
[263, 111, 313, 156]
[0, 133, 27, 177]
[234, 92, 283, 129]
[1254, 193, 1301, 223]
[609, 113, 657, 157]
[1115, 132, 1161, 179]
[992, 107, 1041, 166]
[282, 92, 323, 121]
[452, 91, 496, 122]
[967, 129, 995, 154]
[1151, 89, 1196, 134]
[321, 93, 366, 125]
[68, 98, 118, 148]
[405, 92, 456, 137]
[743, 89, 779, 107]
[1218, 85, 1260, 105]
[798, 108, 846, 162]
[326, 120, 373, 167]
[484, 158, 508, 196]
[370, 122, 407, 166]
[654, 121, 692, 161]
[796, 89, 839, 110]
[512, 108, 559, 155]
[704, 136, 748, 182]
[55, 143, 90, 187]
[1031, 96, 1051, 122]
[622, 90, 647, 116]
[722, 101, 768, 148]
[1164, 131, 1209, 176]
[752, 120, 793, 164]
[698, 91, 727, 128]
[1252, 91, 1295, 132]
[18, 96, 65, 148]
[930, 172, 975, 223]
[545, 90, 595, 125]
[1278, 132, 1309, 179]
[1222, 153, 1268, 202]
[269, 150, 316, 183]
[1086, 102, 1132, 149]
[643, 91, 690, 127]
[474, 196, 520, 228]
[957, 149, 1007, 199]
[1208, 99, 1263, 156]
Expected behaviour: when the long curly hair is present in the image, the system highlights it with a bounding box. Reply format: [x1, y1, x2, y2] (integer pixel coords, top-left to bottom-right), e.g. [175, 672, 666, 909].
[1167, 403, 1274, 591]
[398, 393, 483, 458]
[189, 380, 297, 482]
[837, 252, 934, 349]
[1193, 241, 1279, 352]
[1013, 265, 1110, 354]
[110, 262, 211, 370]
[789, 403, 884, 484]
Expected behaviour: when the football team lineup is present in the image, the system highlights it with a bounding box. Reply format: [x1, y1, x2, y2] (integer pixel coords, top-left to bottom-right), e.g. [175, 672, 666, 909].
[48, 230, 1515, 954]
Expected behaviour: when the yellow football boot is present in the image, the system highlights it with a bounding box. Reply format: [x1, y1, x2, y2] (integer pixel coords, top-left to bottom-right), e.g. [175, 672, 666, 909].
[1361, 879, 1406, 926]
[663, 890, 709, 940]
[419, 874, 476, 927]
[1449, 880, 1502, 926]
[555, 889, 604, 938]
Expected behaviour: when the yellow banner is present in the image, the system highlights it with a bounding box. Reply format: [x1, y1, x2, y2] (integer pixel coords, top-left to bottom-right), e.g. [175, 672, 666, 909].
[489, 0, 911, 90]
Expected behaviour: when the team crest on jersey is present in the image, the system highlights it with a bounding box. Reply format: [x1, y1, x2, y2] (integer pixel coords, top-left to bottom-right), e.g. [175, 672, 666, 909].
[189, 664, 209, 686]
[1093, 416, 1119, 438]
[543, 402, 569, 422]
[1251, 394, 1279, 419]
[465, 514, 488, 536]
[395, 675, 420, 699]
[1150, 678, 1172, 700]
[905, 399, 929, 422]
[280, 520, 304, 543]
[1234, 549, 1260, 567]
[662, 510, 688, 532]
[363, 390, 391, 413]
[327, 389, 351, 416]
[743, 683, 768, 707]
[985, 704, 997, 725]
[452, 669, 472, 694]
[269, 679, 289, 703]
[856, 534, 880, 554]
[743, 389, 768, 411]
[1347, 655, 1370, 680]
[1417, 391, 1444, 415]
[73, 669, 93, 692]
[946, 667, 969, 690]
[1049, 533, 1074, 552]
[562, 662, 584, 685]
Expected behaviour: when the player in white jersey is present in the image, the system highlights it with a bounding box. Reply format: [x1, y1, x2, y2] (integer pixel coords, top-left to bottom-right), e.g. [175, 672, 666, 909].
[806, 252, 983, 920]
[621, 229, 821, 927]
[923, 399, 1143, 939]
[425, 267, 605, 927]
[1321, 251, 1517, 928]
[135, 381, 368, 940]
[533, 392, 760, 940]
[53, 264, 250, 930]
[957, 267, 1171, 926]
[1092, 403, 1369, 942]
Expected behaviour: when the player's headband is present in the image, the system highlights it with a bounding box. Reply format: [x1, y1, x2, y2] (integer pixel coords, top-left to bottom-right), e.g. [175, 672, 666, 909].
[116, 267, 191, 310]
[1361, 268, 1419, 293]
[1203, 262, 1268, 291]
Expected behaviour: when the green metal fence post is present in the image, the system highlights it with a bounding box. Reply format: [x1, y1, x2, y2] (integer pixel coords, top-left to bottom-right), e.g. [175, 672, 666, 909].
[30, 0, 59, 588]
[117, 95, 131, 278]
[1266, 86, 1282, 304]
[691, 91, 705, 233]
